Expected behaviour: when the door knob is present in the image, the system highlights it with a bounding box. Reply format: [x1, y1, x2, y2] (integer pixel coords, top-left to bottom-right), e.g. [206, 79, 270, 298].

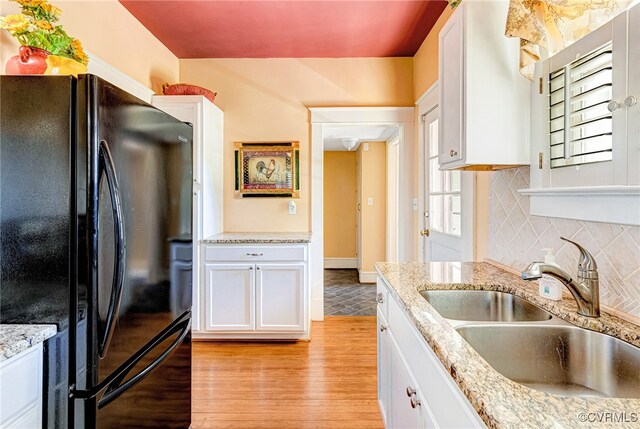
[420, 229, 430, 237]
[449, 149, 458, 157]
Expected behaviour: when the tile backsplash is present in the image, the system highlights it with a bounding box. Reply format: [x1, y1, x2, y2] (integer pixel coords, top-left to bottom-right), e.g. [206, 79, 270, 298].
[488, 166, 640, 320]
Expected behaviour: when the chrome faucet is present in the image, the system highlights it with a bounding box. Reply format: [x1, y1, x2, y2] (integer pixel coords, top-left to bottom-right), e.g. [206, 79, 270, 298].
[522, 237, 600, 317]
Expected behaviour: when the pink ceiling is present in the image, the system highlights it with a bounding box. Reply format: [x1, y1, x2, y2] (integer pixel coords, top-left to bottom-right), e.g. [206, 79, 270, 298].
[119, 1, 448, 58]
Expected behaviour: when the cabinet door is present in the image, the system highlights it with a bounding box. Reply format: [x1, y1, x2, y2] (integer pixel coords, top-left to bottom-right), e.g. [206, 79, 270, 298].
[255, 263, 305, 331]
[438, 6, 464, 165]
[377, 308, 391, 428]
[204, 263, 255, 331]
[389, 333, 436, 429]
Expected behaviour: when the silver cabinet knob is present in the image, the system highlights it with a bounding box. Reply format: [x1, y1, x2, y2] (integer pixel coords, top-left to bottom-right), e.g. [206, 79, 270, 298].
[379, 324, 388, 332]
[410, 395, 421, 409]
[376, 293, 384, 304]
[607, 100, 621, 112]
[256, 266, 261, 270]
[249, 266, 253, 270]
[449, 149, 458, 157]
[406, 386, 416, 397]
[625, 96, 638, 108]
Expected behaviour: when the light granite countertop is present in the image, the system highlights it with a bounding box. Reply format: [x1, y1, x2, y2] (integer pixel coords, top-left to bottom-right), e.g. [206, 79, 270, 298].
[0, 324, 57, 362]
[376, 261, 640, 429]
[202, 232, 312, 244]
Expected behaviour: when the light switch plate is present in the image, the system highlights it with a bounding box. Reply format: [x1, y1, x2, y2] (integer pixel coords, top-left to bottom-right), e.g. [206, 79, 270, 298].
[288, 200, 297, 215]
[367, 197, 374, 206]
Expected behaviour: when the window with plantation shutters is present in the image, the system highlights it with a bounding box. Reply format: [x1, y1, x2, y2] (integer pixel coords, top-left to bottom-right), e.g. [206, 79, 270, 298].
[548, 43, 614, 169]
[525, 3, 640, 227]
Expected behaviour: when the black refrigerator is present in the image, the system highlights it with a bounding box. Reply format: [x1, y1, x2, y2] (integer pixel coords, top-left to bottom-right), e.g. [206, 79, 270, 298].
[0, 74, 193, 428]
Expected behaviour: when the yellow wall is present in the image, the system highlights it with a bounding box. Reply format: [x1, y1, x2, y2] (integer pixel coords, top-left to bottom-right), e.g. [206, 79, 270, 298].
[179, 58, 413, 233]
[323, 151, 357, 259]
[0, 0, 178, 92]
[412, 5, 455, 100]
[357, 142, 386, 273]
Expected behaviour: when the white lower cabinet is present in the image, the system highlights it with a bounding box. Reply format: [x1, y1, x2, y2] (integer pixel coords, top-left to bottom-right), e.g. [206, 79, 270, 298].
[379, 308, 434, 429]
[377, 279, 485, 429]
[0, 344, 43, 429]
[198, 244, 310, 339]
[377, 309, 391, 427]
[204, 263, 255, 331]
[256, 264, 305, 331]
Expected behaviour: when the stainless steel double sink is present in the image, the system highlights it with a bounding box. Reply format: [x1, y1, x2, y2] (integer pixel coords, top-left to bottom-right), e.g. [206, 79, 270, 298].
[419, 290, 640, 399]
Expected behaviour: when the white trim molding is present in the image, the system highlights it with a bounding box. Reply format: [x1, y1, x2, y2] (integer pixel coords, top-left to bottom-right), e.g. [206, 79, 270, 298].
[519, 186, 640, 225]
[358, 271, 378, 284]
[324, 258, 358, 269]
[310, 106, 415, 321]
[86, 50, 155, 103]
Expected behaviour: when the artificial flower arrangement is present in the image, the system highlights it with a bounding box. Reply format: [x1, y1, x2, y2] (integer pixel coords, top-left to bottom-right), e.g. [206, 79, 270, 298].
[0, 0, 88, 74]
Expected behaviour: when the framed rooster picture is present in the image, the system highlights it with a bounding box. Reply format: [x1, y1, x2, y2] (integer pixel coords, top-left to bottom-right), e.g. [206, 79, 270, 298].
[234, 141, 300, 198]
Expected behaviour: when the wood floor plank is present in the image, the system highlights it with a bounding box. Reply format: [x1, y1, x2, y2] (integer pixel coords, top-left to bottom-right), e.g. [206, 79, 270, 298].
[192, 316, 383, 429]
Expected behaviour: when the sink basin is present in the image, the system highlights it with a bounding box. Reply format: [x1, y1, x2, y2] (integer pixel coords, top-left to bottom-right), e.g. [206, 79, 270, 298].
[419, 290, 553, 322]
[456, 325, 640, 398]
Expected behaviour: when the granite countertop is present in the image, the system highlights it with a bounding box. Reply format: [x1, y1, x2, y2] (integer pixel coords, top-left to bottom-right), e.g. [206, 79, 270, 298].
[202, 232, 312, 244]
[0, 324, 57, 362]
[376, 261, 640, 429]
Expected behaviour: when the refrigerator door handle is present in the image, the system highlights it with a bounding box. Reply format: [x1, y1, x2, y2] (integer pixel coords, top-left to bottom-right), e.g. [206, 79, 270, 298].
[98, 313, 191, 408]
[98, 140, 127, 358]
[74, 312, 191, 405]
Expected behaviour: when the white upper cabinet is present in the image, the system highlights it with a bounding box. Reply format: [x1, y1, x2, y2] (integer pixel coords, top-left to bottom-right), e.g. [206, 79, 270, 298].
[438, 0, 530, 170]
[524, 4, 640, 226]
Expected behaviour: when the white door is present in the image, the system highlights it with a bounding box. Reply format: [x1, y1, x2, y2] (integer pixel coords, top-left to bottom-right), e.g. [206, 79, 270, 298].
[377, 308, 391, 428]
[422, 107, 465, 262]
[255, 263, 306, 331]
[386, 139, 400, 262]
[204, 263, 255, 331]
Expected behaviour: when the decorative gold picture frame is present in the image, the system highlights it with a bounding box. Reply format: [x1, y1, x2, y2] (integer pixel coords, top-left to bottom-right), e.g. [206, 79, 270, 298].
[234, 141, 300, 198]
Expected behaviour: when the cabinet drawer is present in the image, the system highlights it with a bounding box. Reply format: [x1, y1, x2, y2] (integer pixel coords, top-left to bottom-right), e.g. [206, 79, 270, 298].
[204, 245, 307, 262]
[0, 345, 43, 428]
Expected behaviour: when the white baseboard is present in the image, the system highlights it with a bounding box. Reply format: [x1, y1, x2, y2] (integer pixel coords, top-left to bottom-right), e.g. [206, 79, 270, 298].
[359, 271, 377, 284]
[324, 258, 358, 269]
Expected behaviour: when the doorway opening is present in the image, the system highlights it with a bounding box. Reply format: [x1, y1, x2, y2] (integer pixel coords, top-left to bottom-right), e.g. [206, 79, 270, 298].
[323, 131, 396, 315]
[310, 107, 415, 320]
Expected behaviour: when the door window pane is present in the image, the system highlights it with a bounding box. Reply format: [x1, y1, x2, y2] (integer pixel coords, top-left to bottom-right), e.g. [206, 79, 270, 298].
[430, 158, 443, 193]
[429, 119, 439, 157]
[446, 171, 461, 192]
[429, 195, 443, 232]
[445, 195, 462, 236]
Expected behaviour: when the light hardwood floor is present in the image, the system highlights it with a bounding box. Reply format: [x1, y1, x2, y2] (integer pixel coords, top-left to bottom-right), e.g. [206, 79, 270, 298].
[192, 316, 384, 429]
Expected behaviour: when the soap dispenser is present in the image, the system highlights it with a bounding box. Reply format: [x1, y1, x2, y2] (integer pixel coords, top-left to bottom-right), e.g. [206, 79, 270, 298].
[538, 248, 563, 300]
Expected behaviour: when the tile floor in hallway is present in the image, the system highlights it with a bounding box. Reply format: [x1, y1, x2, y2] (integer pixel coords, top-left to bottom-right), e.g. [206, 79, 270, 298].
[324, 269, 377, 316]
